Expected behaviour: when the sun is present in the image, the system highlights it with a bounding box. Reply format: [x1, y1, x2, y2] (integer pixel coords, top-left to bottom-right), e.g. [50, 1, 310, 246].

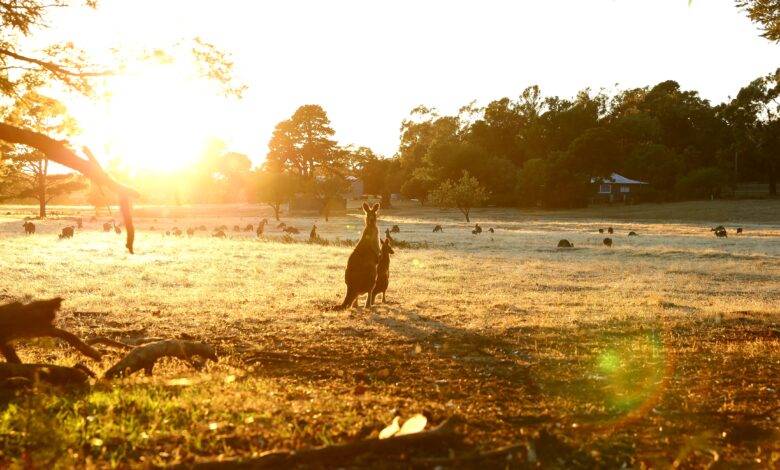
[70, 63, 232, 173]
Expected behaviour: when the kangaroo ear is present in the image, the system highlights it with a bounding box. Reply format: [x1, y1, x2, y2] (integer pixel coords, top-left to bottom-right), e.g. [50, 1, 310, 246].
[371, 203, 380, 212]
[362, 202, 370, 212]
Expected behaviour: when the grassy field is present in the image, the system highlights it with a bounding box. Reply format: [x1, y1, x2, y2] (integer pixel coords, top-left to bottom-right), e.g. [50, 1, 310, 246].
[0, 200, 779, 468]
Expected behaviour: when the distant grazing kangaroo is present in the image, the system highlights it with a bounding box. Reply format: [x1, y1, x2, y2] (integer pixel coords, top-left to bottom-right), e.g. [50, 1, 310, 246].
[336, 202, 381, 310]
[256, 219, 267, 237]
[372, 236, 395, 304]
[22, 221, 35, 235]
[433, 225, 443, 233]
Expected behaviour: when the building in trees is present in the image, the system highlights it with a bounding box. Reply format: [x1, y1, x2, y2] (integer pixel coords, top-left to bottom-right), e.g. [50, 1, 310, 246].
[591, 173, 649, 204]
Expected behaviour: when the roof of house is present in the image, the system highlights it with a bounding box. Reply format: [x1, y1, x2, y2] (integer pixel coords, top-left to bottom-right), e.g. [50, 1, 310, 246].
[591, 173, 648, 185]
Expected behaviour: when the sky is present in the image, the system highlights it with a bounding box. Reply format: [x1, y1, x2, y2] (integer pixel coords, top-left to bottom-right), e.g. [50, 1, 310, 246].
[37, 0, 780, 171]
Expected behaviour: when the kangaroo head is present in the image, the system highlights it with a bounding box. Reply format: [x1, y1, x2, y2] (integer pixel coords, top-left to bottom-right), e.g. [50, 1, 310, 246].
[362, 202, 379, 228]
[382, 237, 395, 255]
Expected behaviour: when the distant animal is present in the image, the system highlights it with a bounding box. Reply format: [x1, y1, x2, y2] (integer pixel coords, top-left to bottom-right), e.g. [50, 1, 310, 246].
[603, 237, 613, 247]
[59, 226, 74, 239]
[187, 228, 195, 237]
[714, 229, 728, 238]
[372, 236, 395, 304]
[607, 227, 613, 234]
[102, 222, 112, 232]
[628, 231, 637, 237]
[278, 222, 287, 229]
[213, 230, 226, 238]
[433, 225, 443, 233]
[472, 223, 482, 235]
[233, 225, 241, 232]
[711, 225, 726, 232]
[256, 219, 267, 237]
[598, 228, 604, 234]
[310, 224, 318, 241]
[390, 225, 400, 233]
[114, 222, 121, 235]
[244, 224, 253, 232]
[337, 202, 381, 310]
[488, 227, 495, 233]
[736, 227, 743, 234]
[172, 228, 183, 237]
[283, 226, 300, 234]
[557, 239, 574, 248]
[385, 228, 393, 241]
[22, 221, 35, 235]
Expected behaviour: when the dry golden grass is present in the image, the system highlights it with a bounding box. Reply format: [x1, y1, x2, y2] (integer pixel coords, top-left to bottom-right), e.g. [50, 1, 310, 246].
[0, 200, 778, 468]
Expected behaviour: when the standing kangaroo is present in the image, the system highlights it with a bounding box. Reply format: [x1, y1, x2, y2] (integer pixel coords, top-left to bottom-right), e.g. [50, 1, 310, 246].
[372, 236, 395, 304]
[337, 203, 381, 310]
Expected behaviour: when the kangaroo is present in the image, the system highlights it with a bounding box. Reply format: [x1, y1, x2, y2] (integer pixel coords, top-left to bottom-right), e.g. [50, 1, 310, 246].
[433, 225, 443, 233]
[337, 203, 381, 310]
[22, 221, 35, 235]
[372, 236, 395, 304]
[59, 226, 74, 239]
[603, 237, 613, 247]
[310, 224, 318, 241]
[256, 219, 267, 237]
[557, 239, 573, 248]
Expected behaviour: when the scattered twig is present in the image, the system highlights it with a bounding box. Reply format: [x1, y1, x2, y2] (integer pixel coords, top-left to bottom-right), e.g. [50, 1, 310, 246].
[85, 337, 134, 350]
[172, 416, 462, 470]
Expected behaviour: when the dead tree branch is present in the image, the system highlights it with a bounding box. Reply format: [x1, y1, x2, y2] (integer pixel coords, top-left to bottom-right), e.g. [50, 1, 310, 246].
[0, 123, 138, 253]
[0, 298, 102, 363]
[103, 340, 218, 379]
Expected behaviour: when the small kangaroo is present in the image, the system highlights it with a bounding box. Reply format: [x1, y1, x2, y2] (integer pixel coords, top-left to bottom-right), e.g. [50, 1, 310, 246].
[310, 224, 318, 241]
[59, 226, 74, 239]
[22, 221, 35, 235]
[372, 236, 395, 304]
[337, 203, 381, 310]
[433, 225, 443, 233]
[256, 219, 267, 237]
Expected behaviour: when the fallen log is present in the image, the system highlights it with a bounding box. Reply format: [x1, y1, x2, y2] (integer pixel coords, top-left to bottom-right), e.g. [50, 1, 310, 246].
[0, 363, 91, 387]
[103, 340, 218, 379]
[173, 416, 462, 470]
[0, 298, 102, 363]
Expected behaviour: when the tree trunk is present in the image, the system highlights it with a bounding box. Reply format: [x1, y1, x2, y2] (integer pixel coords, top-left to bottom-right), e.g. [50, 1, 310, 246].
[273, 204, 280, 221]
[462, 208, 470, 223]
[38, 162, 46, 218]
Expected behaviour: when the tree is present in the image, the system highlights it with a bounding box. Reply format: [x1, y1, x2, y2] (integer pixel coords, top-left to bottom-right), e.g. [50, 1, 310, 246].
[315, 175, 349, 222]
[737, 0, 780, 41]
[729, 69, 780, 195]
[400, 168, 437, 205]
[429, 171, 488, 222]
[2, 92, 84, 217]
[0, 1, 243, 253]
[249, 170, 297, 221]
[266, 105, 339, 180]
